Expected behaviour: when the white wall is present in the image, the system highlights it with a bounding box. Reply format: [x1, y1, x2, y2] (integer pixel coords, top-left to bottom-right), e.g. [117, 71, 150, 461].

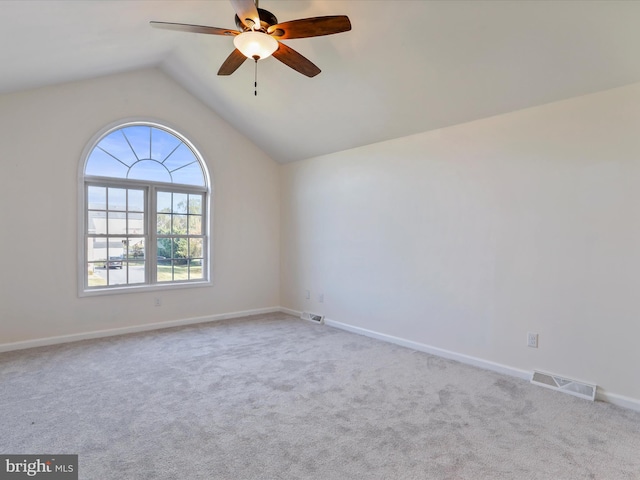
[2, 65, 639, 407]
[281, 82, 640, 404]
[0, 68, 280, 343]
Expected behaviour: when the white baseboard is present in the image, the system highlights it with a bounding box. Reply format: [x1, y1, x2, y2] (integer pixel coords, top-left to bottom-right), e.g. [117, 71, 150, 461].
[279, 307, 302, 317]
[0, 306, 281, 353]
[313, 315, 640, 413]
[595, 390, 640, 412]
[323, 317, 530, 381]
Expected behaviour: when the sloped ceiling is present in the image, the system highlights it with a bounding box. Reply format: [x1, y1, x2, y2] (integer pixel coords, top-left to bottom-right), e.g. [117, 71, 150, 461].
[3, 1, 640, 163]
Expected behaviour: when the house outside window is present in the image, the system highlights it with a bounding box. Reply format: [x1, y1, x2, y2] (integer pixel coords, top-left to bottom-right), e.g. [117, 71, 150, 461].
[79, 121, 210, 295]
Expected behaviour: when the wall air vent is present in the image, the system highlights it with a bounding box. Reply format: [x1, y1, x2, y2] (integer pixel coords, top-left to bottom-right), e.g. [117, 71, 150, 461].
[531, 370, 596, 401]
[301, 312, 324, 324]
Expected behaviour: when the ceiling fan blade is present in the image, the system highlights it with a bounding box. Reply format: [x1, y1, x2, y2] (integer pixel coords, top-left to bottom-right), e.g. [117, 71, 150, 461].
[229, 0, 260, 29]
[150, 21, 238, 36]
[272, 42, 321, 78]
[267, 16, 351, 40]
[218, 49, 248, 76]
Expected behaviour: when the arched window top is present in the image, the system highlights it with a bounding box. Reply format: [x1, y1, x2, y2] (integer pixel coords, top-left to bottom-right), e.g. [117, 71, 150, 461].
[85, 123, 206, 187]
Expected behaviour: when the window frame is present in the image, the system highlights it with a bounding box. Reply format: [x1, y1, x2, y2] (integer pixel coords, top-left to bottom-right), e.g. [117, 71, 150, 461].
[78, 120, 212, 297]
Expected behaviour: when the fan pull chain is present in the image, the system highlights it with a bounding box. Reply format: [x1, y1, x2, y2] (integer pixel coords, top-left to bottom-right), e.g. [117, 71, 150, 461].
[253, 56, 259, 96]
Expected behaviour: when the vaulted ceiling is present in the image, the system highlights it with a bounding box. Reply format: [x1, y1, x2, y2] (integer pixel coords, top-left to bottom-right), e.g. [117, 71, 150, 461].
[3, 0, 640, 163]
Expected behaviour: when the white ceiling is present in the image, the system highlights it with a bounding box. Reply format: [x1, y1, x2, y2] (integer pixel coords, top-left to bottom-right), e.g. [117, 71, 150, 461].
[3, 0, 640, 163]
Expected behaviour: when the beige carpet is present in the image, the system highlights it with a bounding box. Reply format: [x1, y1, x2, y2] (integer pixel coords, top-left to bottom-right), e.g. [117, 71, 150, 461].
[1, 312, 639, 479]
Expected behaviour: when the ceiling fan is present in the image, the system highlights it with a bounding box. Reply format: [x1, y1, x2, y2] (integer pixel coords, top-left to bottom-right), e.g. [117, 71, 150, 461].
[150, 0, 351, 78]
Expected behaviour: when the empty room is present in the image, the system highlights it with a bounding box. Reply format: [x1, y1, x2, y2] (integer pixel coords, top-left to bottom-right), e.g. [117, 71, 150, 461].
[1, 1, 639, 478]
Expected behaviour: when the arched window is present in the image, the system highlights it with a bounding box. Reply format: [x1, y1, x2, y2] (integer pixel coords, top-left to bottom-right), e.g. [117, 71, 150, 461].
[80, 122, 210, 294]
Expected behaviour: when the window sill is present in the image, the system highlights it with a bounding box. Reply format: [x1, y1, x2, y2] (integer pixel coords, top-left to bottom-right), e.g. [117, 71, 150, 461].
[78, 279, 212, 298]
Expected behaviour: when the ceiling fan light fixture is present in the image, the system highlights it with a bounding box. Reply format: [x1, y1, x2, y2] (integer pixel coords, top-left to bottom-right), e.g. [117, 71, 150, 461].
[233, 31, 278, 60]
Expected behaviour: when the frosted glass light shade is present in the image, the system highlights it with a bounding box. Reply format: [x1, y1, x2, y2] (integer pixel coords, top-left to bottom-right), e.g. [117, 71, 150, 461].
[233, 31, 278, 60]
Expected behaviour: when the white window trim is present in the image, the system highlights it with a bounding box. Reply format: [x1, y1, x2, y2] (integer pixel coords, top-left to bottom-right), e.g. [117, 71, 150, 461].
[77, 119, 212, 297]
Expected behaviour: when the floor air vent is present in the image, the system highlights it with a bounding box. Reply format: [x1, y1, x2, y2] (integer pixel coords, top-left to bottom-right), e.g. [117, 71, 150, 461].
[301, 312, 324, 324]
[531, 370, 596, 401]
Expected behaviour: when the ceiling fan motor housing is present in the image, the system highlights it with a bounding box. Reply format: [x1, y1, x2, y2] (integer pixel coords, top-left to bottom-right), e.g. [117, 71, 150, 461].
[235, 8, 278, 31]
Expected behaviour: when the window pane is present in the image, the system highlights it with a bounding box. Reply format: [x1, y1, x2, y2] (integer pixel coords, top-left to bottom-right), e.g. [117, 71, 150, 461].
[88, 186, 106, 210]
[189, 238, 203, 258]
[173, 215, 187, 234]
[128, 212, 144, 234]
[108, 238, 126, 259]
[173, 238, 187, 259]
[129, 238, 145, 259]
[88, 263, 107, 287]
[85, 149, 128, 178]
[189, 262, 204, 280]
[151, 128, 182, 162]
[157, 256, 173, 282]
[127, 260, 145, 284]
[88, 211, 107, 235]
[129, 160, 171, 183]
[173, 260, 189, 281]
[157, 239, 172, 262]
[188, 215, 202, 235]
[164, 143, 197, 172]
[173, 239, 181, 260]
[108, 212, 126, 235]
[87, 237, 106, 263]
[172, 162, 205, 186]
[108, 271, 126, 286]
[128, 189, 144, 212]
[97, 130, 138, 166]
[106, 237, 126, 286]
[108, 188, 126, 211]
[188, 194, 202, 214]
[173, 193, 188, 214]
[157, 214, 171, 235]
[122, 126, 151, 161]
[157, 191, 172, 213]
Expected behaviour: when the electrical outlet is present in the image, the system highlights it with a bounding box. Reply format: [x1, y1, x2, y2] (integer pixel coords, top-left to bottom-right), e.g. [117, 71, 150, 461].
[154, 297, 161, 307]
[527, 332, 538, 348]
[305, 290, 310, 300]
[318, 293, 324, 303]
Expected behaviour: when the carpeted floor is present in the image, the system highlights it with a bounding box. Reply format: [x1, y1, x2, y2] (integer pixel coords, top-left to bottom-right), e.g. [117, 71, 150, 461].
[1, 312, 639, 479]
